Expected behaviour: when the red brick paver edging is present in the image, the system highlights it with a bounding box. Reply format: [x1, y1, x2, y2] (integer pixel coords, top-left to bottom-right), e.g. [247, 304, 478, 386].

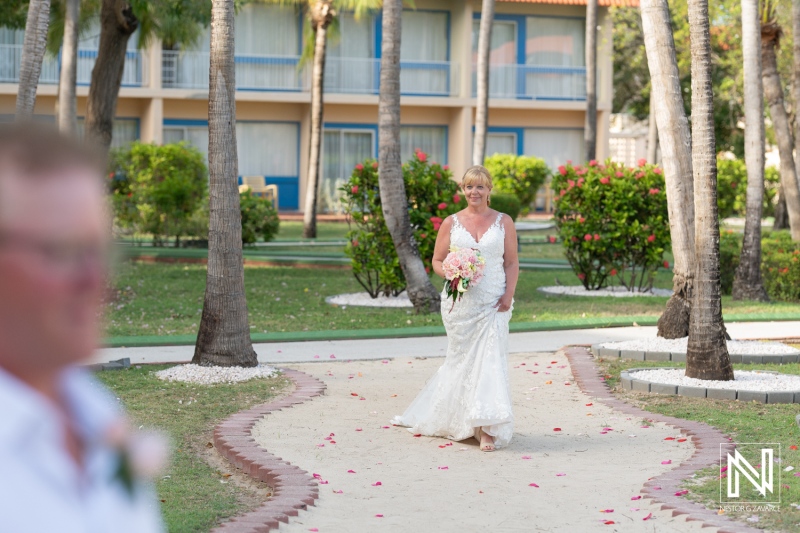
[563, 346, 763, 533]
[211, 368, 326, 532]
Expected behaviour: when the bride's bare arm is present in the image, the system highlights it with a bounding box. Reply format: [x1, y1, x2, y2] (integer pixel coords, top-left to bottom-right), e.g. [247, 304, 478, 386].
[495, 214, 519, 312]
[431, 216, 453, 279]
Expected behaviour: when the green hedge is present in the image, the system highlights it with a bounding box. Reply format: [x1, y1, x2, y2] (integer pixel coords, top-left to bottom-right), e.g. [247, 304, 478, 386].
[490, 192, 521, 221]
[720, 230, 800, 301]
[484, 154, 550, 216]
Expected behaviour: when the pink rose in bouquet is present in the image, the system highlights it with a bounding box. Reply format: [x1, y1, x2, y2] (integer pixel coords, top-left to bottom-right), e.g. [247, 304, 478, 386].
[442, 245, 486, 312]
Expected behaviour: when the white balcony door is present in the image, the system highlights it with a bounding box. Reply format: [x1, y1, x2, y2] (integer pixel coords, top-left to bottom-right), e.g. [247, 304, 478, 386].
[472, 19, 516, 98]
[525, 17, 585, 99]
[235, 4, 300, 90]
[321, 129, 374, 213]
[326, 14, 375, 94]
[401, 11, 448, 95]
[485, 132, 517, 157]
[523, 128, 583, 170]
[400, 126, 447, 165]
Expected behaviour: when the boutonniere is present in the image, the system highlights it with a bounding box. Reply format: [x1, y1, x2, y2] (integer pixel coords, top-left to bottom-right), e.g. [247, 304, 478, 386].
[105, 422, 170, 497]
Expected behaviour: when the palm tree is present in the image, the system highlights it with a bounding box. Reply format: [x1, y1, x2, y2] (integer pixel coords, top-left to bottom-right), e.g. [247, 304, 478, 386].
[56, 0, 79, 135]
[685, 0, 733, 380]
[84, 0, 138, 149]
[583, 0, 597, 162]
[301, 0, 335, 239]
[15, 0, 51, 120]
[83, 0, 209, 150]
[732, 0, 768, 301]
[646, 89, 658, 163]
[793, 0, 800, 231]
[193, 0, 258, 367]
[640, 0, 696, 339]
[378, 0, 439, 313]
[472, 0, 494, 166]
[761, 1, 800, 242]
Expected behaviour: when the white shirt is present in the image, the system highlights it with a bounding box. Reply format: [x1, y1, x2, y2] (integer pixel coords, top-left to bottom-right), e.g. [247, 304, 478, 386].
[0, 366, 164, 533]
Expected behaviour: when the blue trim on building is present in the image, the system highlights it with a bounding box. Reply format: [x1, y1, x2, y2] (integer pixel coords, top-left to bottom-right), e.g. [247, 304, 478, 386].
[324, 123, 380, 156]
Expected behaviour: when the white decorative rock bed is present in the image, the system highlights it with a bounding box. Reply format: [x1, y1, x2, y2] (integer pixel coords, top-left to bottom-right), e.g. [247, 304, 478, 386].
[155, 363, 279, 385]
[538, 286, 672, 298]
[592, 336, 800, 365]
[326, 291, 414, 308]
[620, 367, 800, 403]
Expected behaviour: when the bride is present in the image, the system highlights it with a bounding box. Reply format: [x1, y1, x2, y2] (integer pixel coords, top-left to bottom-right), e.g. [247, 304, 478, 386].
[392, 165, 519, 451]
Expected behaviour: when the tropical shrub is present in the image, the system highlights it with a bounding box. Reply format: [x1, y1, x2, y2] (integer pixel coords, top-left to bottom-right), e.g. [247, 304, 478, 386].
[716, 157, 780, 219]
[489, 192, 521, 221]
[240, 190, 280, 245]
[484, 154, 550, 215]
[552, 158, 670, 291]
[340, 151, 465, 297]
[718, 230, 800, 301]
[718, 230, 742, 295]
[109, 142, 208, 246]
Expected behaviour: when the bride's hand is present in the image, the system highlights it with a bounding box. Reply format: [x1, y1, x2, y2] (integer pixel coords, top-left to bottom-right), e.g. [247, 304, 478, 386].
[494, 293, 513, 313]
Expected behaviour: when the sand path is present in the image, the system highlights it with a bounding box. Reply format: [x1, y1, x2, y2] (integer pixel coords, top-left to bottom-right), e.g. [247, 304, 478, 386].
[252, 351, 718, 532]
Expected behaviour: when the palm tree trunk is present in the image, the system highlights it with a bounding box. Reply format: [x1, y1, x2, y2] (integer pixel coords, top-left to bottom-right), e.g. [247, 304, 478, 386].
[378, 0, 440, 313]
[774, 187, 789, 228]
[685, 0, 733, 381]
[57, 0, 80, 135]
[303, 2, 334, 239]
[584, 0, 598, 162]
[647, 89, 658, 163]
[762, 21, 800, 241]
[84, 0, 137, 150]
[472, 0, 494, 166]
[733, 0, 769, 301]
[640, 0, 696, 339]
[15, 0, 51, 120]
[193, 0, 257, 367]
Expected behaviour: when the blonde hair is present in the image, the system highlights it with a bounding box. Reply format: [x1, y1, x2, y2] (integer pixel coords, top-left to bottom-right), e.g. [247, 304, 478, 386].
[461, 165, 493, 189]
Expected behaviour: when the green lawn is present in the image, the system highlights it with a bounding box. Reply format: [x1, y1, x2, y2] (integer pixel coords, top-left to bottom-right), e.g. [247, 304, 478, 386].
[597, 358, 800, 532]
[96, 366, 291, 533]
[104, 262, 800, 338]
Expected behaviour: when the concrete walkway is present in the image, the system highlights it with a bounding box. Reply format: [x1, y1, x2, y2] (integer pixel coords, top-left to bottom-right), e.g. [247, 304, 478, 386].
[92, 320, 800, 366]
[251, 352, 715, 532]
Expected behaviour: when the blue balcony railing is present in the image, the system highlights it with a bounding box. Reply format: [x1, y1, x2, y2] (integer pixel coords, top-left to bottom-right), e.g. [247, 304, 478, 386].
[472, 64, 586, 101]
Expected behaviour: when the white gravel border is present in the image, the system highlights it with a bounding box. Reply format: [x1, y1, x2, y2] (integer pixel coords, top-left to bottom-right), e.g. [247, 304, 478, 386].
[326, 291, 413, 308]
[538, 285, 672, 297]
[155, 363, 279, 385]
[629, 368, 800, 392]
[601, 337, 800, 355]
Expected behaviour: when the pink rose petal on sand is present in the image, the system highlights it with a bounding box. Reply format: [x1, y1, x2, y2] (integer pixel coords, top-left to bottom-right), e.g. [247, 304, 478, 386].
[529, 483, 539, 487]
[372, 481, 382, 486]
[333, 490, 343, 494]
[553, 428, 562, 432]
[661, 460, 672, 465]
[313, 473, 322, 479]
[310, 529, 319, 532]
[330, 355, 336, 359]
[600, 509, 614, 513]
[356, 428, 362, 431]
[556, 473, 566, 476]
[630, 508, 640, 512]
[347, 470, 356, 473]
[381, 426, 390, 429]
[675, 490, 689, 496]
[314, 355, 320, 359]
[413, 434, 422, 437]
[375, 514, 384, 518]
[631, 496, 641, 500]
[319, 480, 329, 485]
[522, 455, 532, 460]
[438, 466, 449, 470]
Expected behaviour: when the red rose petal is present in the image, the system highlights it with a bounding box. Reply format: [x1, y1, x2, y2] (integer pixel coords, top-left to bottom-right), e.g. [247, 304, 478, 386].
[553, 428, 562, 432]
[529, 483, 539, 487]
[631, 496, 641, 500]
[372, 481, 382, 486]
[347, 470, 356, 473]
[643, 513, 652, 521]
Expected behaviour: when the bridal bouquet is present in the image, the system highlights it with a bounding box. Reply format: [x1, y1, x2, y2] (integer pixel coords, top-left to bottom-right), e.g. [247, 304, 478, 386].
[442, 245, 485, 311]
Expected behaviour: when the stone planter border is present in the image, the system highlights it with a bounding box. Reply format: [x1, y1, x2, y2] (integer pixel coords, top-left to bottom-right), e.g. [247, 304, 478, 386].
[212, 368, 326, 533]
[564, 346, 762, 533]
[591, 344, 800, 365]
[620, 367, 800, 404]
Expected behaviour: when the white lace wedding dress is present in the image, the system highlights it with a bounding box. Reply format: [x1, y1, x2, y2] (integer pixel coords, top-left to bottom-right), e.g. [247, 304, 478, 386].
[391, 212, 514, 448]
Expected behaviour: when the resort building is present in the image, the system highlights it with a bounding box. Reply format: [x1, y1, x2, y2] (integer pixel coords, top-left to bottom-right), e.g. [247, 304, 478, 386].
[0, 0, 631, 212]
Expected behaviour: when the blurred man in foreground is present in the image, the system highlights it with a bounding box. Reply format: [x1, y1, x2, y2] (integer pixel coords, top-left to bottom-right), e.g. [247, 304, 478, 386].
[0, 123, 164, 532]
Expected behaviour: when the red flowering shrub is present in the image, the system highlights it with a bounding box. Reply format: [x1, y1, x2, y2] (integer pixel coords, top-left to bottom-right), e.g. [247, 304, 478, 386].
[552, 159, 670, 291]
[339, 151, 465, 297]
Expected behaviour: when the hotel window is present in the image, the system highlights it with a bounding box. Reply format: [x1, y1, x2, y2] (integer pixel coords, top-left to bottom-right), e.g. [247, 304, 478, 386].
[401, 11, 449, 96]
[524, 16, 585, 99]
[400, 126, 447, 165]
[523, 128, 583, 170]
[325, 13, 376, 94]
[484, 132, 517, 157]
[472, 19, 517, 98]
[235, 4, 301, 90]
[321, 128, 375, 213]
[163, 121, 300, 209]
[76, 118, 139, 149]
